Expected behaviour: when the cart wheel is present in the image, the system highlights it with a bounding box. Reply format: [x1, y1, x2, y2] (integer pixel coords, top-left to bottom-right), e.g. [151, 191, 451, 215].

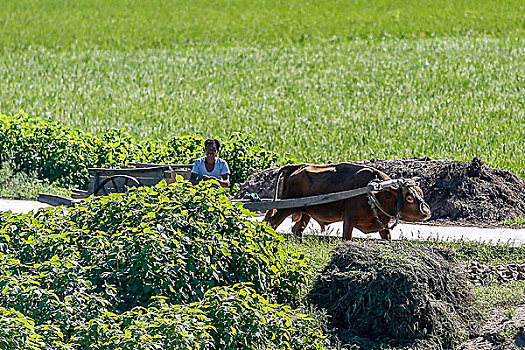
[93, 175, 141, 196]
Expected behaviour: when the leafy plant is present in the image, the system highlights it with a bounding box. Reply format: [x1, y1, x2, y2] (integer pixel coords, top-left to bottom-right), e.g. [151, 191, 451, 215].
[501, 217, 525, 227]
[0, 112, 290, 192]
[0, 112, 94, 187]
[0, 159, 71, 199]
[2, 180, 308, 309]
[71, 284, 332, 350]
[0, 178, 323, 348]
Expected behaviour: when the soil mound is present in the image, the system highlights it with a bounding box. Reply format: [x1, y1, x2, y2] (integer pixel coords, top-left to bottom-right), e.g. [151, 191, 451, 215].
[235, 157, 525, 225]
[308, 241, 480, 349]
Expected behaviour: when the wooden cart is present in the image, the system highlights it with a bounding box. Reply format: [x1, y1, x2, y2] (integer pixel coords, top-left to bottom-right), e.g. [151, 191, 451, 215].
[38, 162, 193, 207]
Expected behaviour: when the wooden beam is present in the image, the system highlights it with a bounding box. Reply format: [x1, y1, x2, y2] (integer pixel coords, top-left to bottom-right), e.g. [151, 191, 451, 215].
[241, 186, 371, 212]
[240, 179, 400, 212]
[87, 166, 169, 175]
[128, 162, 193, 169]
[37, 193, 76, 207]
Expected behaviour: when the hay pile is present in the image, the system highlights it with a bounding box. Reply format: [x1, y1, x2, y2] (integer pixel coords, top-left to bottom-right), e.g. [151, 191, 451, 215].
[309, 241, 480, 349]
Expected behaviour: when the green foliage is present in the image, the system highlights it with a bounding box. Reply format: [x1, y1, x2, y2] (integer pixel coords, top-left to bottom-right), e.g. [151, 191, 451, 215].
[0, 160, 71, 200]
[220, 133, 291, 184]
[71, 285, 332, 350]
[1, 180, 308, 310]
[0, 180, 327, 348]
[474, 280, 525, 308]
[0, 307, 49, 350]
[282, 236, 338, 294]
[0, 112, 94, 187]
[197, 284, 331, 349]
[501, 217, 525, 227]
[88, 128, 164, 169]
[417, 239, 525, 265]
[1, 38, 524, 178]
[165, 134, 205, 163]
[0, 112, 289, 190]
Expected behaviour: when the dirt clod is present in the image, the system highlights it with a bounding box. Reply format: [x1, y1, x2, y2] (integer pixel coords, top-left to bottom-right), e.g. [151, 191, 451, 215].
[467, 262, 525, 285]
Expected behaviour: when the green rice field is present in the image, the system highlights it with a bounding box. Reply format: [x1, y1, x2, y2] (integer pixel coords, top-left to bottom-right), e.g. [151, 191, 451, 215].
[1, 0, 524, 175]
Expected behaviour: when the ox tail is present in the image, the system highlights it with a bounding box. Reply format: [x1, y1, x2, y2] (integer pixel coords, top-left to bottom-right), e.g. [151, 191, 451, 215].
[268, 164, 306, 217]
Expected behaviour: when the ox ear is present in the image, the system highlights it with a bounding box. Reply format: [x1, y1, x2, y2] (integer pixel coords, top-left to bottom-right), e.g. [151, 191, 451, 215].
[269, 209, 277, 217]
[291, 213, 302, 222]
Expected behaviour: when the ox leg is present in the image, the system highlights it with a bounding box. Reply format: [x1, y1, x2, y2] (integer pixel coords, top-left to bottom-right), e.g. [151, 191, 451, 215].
[291, 214, 310, 240]
[379, 229, 391, 241]
[317, 221, 328, 233]
[342, 217, 354, 241]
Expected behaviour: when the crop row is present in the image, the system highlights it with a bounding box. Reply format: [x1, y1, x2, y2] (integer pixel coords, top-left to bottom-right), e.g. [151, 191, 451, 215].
[1, 0, 523, 49]
[0, 112, 290, 188]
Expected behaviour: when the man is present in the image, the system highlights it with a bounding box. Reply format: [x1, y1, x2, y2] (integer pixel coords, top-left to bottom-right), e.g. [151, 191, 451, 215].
[189, 139, 230, 188]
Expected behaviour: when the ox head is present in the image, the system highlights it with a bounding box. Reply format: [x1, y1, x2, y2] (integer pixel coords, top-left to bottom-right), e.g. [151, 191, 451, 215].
[394, 178, 431, 222]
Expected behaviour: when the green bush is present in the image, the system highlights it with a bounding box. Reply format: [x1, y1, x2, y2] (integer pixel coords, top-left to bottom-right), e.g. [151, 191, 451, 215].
[0, 112, 94, 187]
[1, 180, 308, 310]
[201, 284, 331, 349]
[0, 307, 48, 350]
[88, 128, 164, 169]
[219, 133, 288, 185]
[0, 112, 290, 190]
[73, 285, 332, 350]
[0, 179, 327, 348]
[0, 159, 71, 199]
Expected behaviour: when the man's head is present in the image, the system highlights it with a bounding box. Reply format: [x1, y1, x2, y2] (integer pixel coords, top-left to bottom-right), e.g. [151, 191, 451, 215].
[204, 139, 220, 159]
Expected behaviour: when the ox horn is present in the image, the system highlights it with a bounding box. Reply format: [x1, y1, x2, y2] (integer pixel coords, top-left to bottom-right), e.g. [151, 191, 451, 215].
[399, 177, 421, 186]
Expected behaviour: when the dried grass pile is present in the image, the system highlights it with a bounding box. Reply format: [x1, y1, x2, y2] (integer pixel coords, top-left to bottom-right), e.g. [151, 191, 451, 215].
[309, 241, 481, 349]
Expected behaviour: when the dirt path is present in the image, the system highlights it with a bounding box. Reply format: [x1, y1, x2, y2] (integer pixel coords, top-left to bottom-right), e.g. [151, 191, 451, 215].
[268, 217, 525, 246]
[0, 199, 50, 214]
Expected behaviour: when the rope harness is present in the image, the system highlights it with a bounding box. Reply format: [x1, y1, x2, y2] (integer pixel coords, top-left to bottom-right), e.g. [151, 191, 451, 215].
[366, 179, 426, 231]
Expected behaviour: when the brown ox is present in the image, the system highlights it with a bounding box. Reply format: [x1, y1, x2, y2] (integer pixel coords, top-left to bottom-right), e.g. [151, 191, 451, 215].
[264, 163, 431, 240]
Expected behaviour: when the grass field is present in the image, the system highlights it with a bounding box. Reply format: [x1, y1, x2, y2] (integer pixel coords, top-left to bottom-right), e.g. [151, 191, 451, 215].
[1, 0, 524, 175]
[1, 0, 524, 47]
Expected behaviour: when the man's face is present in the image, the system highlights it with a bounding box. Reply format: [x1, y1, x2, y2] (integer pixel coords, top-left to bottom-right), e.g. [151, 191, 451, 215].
[205, 145, 218, 159]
